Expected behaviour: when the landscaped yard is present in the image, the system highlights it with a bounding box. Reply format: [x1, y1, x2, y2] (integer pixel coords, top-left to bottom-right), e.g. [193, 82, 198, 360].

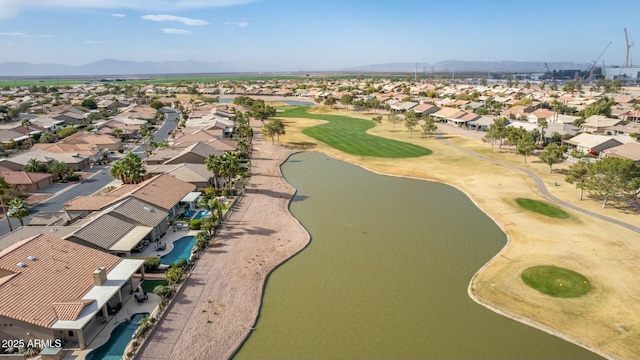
[515, 198, 570, 219]
[276, 107, 432, 158]
[141, 279, 168, 294]
[521, 265, 591, 298]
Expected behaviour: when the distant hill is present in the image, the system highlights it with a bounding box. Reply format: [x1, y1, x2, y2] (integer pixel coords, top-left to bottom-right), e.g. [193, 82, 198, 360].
[339, 61, 592, 73]
[0, 59, 595, 77]
[0, 59, 249, 76]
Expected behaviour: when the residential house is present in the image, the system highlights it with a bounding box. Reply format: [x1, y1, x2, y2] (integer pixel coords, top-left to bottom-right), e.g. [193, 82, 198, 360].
[431, 107, 467, 122]
[526, 108, 555, 123]
[29, 117, 65, 133]
[0, 234, 144, 349]
[97, 100, 128, 113]
[603, 122, 640, 136]
[144, 163, 213, 188]
[601, 142, 640, 164]
[0, 166, 53, 193]
[468, 116, 497, 131]
[544, 122, 580, 139]
[145, 142, 224, 166]
[60, 131, 123, 152]
[66, 173, 196, 220]
[580, 115, 625, 133]
[28, 211, 83, 226]
[411, 103, 439, 117]
[0, 149, 90, 171]
[565, 133, 624, 155]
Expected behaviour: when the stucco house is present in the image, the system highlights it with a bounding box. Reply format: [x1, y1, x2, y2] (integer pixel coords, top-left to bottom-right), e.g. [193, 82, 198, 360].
[0, 234, 144, 350]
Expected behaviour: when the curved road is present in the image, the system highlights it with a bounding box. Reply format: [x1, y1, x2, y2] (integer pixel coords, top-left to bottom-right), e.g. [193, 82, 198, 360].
[435, 130, 640, 234]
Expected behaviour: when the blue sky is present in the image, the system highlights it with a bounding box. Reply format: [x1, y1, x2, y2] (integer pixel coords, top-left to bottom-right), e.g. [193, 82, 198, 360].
[0, 0, 638, 70]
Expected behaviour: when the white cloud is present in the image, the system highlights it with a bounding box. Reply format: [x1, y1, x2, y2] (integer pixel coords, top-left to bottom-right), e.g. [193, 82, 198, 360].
[111, 13, 126, 17]
[0, 32, 52, 38]
[223, 21, 248, 28]
[162, 28, 191, 35]
[84, 40, 107, 44]
[0, 0, 258, 18]
[142, 14, 208, 26]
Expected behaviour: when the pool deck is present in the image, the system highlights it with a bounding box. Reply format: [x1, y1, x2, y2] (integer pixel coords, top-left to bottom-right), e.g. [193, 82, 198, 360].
[62, 292, 162, 360]
[137, 229, 199, 258]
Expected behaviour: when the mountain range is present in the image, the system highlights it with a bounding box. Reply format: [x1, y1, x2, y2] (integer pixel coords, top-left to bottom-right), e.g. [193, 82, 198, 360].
[0, 59, 593, 77]
[340, 60, 592, 73]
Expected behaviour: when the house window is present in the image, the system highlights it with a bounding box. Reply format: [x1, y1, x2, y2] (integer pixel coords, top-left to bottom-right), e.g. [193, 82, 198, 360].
[68, 330, 74, 337]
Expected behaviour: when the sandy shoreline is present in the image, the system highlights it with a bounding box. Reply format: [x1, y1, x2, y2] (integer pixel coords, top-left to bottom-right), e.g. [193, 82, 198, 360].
[137, 121, 310, 360]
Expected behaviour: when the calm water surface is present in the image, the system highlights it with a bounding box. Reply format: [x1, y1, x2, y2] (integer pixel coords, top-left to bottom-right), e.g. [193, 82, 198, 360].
[234, 152, 602, 360]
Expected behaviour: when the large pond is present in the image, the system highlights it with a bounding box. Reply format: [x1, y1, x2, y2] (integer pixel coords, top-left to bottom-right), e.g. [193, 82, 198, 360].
[234, 152, 602, 360]
[218, 97, 315, 106]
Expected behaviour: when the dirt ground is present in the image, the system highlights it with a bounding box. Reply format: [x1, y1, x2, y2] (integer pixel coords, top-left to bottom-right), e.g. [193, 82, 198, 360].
[276, 107, 640, 360]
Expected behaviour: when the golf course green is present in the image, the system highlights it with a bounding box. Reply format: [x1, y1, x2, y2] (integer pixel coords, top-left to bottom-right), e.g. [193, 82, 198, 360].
[276, 107, 432, 158]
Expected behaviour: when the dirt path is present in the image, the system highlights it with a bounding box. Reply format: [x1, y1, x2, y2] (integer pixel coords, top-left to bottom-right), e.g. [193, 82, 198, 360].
[137, 123, 310, 360]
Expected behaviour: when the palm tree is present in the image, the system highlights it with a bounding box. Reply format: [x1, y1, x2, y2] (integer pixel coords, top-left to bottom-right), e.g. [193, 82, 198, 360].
[236, 140, 249, 158]
[219, 152, 243, 190]
[205, 154, 223, 190]
[109, 160, 126, 182]
[120, 152, 146, 184]
[198, 197, 223, 224]
[113, 128, 123, 139]
[7, 198, 29, 227]
[48, 161, 73, 182]
[23, 158, 48, 173]
[0, 177, 13, 231]
[21, 119, 33, 147]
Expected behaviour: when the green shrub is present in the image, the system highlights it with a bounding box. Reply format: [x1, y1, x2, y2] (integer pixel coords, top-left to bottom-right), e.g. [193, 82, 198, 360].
[143, 257, 161, 271]
[65, 174, 80, 182]
[190, 219, 201, 230]
[176, 259, 188, 268]
[57, 127, 78, 138]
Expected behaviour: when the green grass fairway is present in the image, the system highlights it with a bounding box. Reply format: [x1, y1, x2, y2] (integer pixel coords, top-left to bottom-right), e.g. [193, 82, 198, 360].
[277, 107, 432, 158]
[141, 279, 168, 294]
[521, 265, 591, 298]
[515, 198, 570, 219]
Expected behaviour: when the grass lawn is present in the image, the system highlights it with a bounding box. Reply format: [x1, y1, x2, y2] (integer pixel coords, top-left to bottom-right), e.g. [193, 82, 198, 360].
[277, 107, 431, 158]
[521, 265, 591, 298]
[141, 279, 168, 294]
[515, 198, 570, 219]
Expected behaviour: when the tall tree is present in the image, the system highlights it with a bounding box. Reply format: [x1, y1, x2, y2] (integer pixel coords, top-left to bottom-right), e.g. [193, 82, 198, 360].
[324, 96, 337, 108]
[421, 118, 437, 138]
[7, 198, 29, 227]
[0, 177, 13, 231]
[538, 119, 548, 145]
[404, 111, 418, 137]
[388, 113, 403, 132]
[21, 119, 33, 147]
[114, 152, 145, 184]
[586, 157, 640, 208]
[538, 143, 567, 173]
[371, 116, 382, 131]
[340, 94, 353, 109]
[516, 137, 535, 163]
[23, 158, 48, 173]
[48, 161, 73, 181]
[205, 154, 223, 190]
[262, 119, 285, 144]
[109, 160, 126, 183]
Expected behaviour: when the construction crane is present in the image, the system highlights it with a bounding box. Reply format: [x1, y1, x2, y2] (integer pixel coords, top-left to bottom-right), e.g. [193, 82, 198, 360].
[587, 41, 612, 81]
[625, 28, 634, 67]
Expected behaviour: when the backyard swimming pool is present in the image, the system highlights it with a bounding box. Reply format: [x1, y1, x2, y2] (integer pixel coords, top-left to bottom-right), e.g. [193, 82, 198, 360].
[161, 236, 196, 265]
[86, 313, 149, 360]
[192, 210, 211, 220]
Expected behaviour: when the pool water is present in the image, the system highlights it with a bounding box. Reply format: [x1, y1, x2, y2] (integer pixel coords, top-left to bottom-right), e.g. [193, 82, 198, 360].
[86, 313, 149, 360]
[192, 210, 211, 220]
[161, 236, 196, 265]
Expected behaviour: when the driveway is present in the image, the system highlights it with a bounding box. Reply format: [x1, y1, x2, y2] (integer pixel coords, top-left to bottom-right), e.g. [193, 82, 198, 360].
[0, 166, 116, 236]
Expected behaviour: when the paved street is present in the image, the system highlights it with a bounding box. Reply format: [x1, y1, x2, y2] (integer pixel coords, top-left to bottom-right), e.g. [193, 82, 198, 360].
[0, 165, 115, 236]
